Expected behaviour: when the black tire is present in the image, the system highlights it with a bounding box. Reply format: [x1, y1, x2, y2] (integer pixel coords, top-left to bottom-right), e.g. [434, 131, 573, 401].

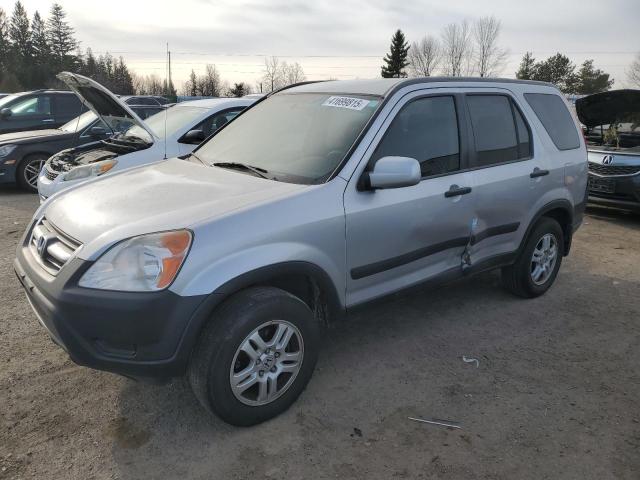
[16, 154, 48, 193]
[501, 217, 564, 298]
[188, 286, 320, 426]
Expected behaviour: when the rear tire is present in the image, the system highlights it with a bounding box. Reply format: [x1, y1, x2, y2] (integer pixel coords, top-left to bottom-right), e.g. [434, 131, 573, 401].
[17, 154, 48, 193]
[501, 217, 564, 298]
[188, 286, 320, 426]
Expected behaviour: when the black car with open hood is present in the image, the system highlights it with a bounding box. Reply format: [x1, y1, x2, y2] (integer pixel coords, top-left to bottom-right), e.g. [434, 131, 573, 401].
[576, 89, 640, 212]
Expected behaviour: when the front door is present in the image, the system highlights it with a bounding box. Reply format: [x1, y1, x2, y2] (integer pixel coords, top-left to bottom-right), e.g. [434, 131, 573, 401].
[344, 92, 476, 307]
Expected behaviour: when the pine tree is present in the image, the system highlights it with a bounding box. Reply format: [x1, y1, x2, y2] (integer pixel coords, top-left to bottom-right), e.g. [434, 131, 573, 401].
[574, 59, 613, 95]
[532, 53, 578, 93]
[515, 52, 536, 80]
[229, 82, 250, 97]
[381, 29, 410, 78]
[46, 3, 78, 72]
[9, 1, 31, 60]
[188, 69, 197, 96]
[31, 11, 49, 63]
[0, 8, 10, 72]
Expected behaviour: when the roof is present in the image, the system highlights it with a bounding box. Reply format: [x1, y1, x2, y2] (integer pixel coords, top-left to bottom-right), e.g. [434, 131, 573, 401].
[174, 97, 255, 108]
[285, 77, 556, 97]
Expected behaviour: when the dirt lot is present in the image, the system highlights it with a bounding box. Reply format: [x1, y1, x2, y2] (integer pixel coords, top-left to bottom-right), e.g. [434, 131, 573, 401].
[1, 185, 639, 480]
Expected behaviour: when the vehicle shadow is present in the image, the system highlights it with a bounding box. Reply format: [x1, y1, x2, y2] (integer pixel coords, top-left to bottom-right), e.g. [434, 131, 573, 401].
[0, 184, 39, 216]
[106, 269, 531, 478]
[585, 205, 640, 231]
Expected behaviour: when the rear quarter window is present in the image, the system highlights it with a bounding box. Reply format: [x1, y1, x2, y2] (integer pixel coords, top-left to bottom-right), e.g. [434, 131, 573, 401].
[524, 93, 580, 150]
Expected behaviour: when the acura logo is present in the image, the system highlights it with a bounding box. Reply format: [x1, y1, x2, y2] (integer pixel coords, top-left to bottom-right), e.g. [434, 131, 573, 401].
[602, 155, 614, 165]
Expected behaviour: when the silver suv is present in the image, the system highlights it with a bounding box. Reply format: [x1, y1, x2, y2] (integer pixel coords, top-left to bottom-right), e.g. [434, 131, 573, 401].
[14, 78, 588, 426]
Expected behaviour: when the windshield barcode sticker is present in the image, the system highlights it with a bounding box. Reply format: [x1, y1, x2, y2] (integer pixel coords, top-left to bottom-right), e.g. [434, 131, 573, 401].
[322, 96, 369, 111]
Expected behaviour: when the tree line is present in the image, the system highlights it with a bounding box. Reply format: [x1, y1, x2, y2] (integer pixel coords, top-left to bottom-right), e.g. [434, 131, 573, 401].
[380, 17, 623, 95]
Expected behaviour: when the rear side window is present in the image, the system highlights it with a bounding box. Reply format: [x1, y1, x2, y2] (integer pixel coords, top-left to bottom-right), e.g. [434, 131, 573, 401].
[372, 96, 460, 178]
[55, 94, 82, 115]
[467, 95, 533, 166]
[524, 93, 580, 150]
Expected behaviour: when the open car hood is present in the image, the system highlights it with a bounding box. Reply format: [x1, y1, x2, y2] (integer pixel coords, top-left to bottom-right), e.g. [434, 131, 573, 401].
[575, 89, 640, 128]
[56, 72, 156, 143]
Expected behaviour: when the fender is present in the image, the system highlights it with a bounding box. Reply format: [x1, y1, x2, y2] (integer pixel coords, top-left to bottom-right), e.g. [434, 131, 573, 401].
[171, 261, 345, 373]
[519, 199, 574, 256]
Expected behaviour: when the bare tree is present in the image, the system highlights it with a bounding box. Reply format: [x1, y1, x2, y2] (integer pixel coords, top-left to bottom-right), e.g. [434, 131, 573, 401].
[440, 21, 473, 77]
[408, 35, 441, 77]
[472, 16, 508, 77]
[262, 56, 283, 92]
[628, 52, 640, 87]
[282, 61, 306, 85]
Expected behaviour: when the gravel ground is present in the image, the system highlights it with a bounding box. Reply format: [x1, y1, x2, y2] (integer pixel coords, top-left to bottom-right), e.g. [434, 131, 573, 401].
[1, 185, 639, 480]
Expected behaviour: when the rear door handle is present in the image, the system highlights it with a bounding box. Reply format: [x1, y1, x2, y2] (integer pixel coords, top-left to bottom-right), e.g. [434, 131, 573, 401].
[530, 168, 549, 178]
[444, 185, 472, 198]
[42, 119, 54, 123]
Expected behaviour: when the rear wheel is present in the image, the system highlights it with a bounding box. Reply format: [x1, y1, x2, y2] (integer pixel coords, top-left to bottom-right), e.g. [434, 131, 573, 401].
[17, 154, 48, 193]
[188, 286, 319, 426]
[501, 217, 564, 298]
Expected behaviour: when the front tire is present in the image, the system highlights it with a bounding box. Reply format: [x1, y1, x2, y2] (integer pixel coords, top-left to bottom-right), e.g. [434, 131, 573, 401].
[17, 154, 48, 193]
[188, 287, 320, 426]
[501, 217, 564, 298]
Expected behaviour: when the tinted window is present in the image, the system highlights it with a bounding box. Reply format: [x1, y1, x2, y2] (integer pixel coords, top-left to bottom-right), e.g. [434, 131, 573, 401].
[9, 95, 51, 116]
[131, 97, 158, 106]
[372, 96, 459, 177]
[55, 94, 82, 115]
[514, 106, 532, 158]
[467, 95, 522, 166]
[524, 93, 580, 150]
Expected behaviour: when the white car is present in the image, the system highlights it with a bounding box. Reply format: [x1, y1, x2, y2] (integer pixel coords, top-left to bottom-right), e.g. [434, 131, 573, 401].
[38, 72, 255, 200]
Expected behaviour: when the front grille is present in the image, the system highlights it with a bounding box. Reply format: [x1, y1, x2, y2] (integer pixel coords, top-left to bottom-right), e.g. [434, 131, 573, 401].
[29, 217, 82, 275]
[44, 166, 59, 181]
[588, 162, 640, 176]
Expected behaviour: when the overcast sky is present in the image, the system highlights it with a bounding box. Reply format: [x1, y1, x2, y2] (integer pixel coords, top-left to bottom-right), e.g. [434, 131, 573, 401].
[5, 0, 640, 90]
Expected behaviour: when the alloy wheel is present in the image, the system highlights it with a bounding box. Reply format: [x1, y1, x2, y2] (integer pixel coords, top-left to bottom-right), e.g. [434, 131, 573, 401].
[23, 158, 46, 189]
[530, 233, 558, 285]
[229, 320, 304, 406]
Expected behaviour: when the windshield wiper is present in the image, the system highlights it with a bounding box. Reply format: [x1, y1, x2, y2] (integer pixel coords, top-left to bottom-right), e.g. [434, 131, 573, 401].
[212, 162, 270, 179]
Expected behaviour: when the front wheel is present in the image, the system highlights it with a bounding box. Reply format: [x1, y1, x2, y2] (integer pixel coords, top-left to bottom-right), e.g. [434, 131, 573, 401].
[17, 154, 48, 193]
[501, 217, 564, 298]
[188, 287, 319, 426]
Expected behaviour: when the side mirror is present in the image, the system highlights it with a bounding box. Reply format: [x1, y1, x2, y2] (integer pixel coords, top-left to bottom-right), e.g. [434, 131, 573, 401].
[182, 129, 205, 145]
[366, 156, 421, 189]
[0, 108, 12, 119]
[89, 126, 107, 137]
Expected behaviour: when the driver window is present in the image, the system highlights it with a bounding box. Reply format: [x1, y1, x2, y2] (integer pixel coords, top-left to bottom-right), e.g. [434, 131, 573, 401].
[10, 96, 51, 117]
[371, 96, 460, 178]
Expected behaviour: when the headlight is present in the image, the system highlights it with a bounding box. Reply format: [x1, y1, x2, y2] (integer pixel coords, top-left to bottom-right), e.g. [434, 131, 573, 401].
[79, 230, 192, 292]
[63, 159, 117, 181]
[0, 144, 16, 158]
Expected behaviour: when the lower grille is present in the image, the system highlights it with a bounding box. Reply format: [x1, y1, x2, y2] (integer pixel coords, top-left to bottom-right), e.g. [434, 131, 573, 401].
[588, 162, 640, 176]
[29, 217, 82, 275]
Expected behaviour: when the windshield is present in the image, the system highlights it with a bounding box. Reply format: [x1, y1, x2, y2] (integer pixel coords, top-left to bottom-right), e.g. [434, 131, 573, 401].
[135, 105, 206, 138]
[196, 93, 380, 184]
[0, 93, 20, 109]
[59, 111, 100, 133]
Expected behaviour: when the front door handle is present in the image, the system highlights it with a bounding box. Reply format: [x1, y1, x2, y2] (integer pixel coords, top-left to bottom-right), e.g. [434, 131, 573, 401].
[444, 184, 472, 198]
[530, 167, 549, 178]
[42, 119, 54, 123]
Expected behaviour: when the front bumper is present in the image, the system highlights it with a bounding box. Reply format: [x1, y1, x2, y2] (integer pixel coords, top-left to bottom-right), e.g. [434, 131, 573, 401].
[14, 239, 210, 379]
[587, 173, 640, 212]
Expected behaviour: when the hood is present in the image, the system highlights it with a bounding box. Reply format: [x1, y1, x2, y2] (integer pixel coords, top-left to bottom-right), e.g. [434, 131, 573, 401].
[0, 129, 67, 144]
[57, 72, 156, 144]
[43, 158, 306, 258]
[576, 89, 640, 128]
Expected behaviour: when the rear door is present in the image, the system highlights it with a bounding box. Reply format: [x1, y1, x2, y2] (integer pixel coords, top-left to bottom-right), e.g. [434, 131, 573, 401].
[52, 94, 85, 126]
[462, 91, 547, 265]
[344, 91, 476, 307]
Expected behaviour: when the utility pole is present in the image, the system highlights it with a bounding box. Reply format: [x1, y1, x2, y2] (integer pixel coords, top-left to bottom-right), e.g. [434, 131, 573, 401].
[166, 42, 173, 98]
